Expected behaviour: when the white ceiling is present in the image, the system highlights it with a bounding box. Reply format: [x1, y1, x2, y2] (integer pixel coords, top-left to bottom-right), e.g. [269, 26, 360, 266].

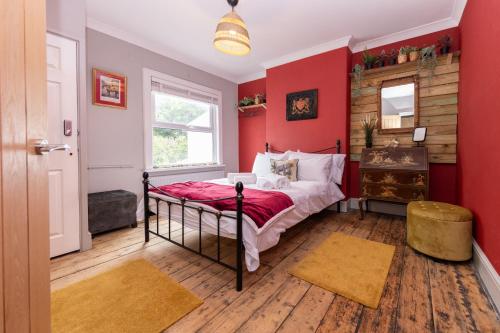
[85, 0, 466, 83]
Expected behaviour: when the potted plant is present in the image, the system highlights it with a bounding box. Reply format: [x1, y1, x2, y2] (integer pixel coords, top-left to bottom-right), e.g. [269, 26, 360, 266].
[362, 49, 377, 70]
[417, 45, 438, 82]
[238, 96, 255, 107]
[398, 46, 409, 64]
[389, 49, 398, 65]
[438, 35, 452, 54]
[409, 46, 419, 62]
[360, 113, 377, 148]
[377, 50, 387, 67]
[352, 64, 364, 97]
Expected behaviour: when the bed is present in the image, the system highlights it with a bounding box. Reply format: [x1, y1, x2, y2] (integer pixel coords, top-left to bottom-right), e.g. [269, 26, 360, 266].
[141, 140, 345, 291]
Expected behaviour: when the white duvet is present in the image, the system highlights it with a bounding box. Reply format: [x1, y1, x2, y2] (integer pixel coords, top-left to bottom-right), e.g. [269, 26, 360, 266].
[137, 178, 345, 271]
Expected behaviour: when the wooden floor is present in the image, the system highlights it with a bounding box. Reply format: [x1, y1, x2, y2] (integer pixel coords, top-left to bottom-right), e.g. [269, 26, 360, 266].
[50, 211, 499, 333]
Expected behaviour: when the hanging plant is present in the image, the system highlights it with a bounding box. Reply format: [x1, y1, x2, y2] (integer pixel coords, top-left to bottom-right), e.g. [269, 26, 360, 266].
[417, 45, 438, 83]
[352, 64, 364, 97]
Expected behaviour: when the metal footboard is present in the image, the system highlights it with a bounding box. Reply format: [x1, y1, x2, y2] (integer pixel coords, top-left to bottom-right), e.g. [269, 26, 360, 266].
[142, 172, 244, 291]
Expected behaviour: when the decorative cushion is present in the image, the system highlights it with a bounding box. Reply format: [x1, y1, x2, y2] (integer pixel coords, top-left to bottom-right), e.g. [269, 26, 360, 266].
[270, 158, 298, 181]
[407, 201, 473, 261]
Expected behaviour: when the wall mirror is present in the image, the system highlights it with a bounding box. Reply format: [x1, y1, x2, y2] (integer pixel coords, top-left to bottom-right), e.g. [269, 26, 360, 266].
[377, 76, 419, 134]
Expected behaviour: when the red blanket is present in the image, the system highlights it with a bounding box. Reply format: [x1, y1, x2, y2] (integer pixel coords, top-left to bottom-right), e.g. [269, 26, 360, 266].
[152, 181, 294, 228]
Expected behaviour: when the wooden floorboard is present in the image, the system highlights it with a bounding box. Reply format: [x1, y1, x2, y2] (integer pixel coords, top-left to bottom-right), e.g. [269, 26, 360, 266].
[50, 211, 500, 333]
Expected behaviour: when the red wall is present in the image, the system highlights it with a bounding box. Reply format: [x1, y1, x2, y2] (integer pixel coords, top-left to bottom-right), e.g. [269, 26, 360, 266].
[349, 28, 460, 204]
[459, 0, 500, 272]
[266, 47, 351, 193]
[238, 78, 267, 171]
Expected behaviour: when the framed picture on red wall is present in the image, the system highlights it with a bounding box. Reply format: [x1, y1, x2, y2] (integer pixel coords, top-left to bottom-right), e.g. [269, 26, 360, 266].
[92, 68, 127, 109]
[286, 89, 318, 121]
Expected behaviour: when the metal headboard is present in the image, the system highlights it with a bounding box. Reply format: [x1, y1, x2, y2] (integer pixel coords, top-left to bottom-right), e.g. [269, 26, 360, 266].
[265, 139, 341, 154]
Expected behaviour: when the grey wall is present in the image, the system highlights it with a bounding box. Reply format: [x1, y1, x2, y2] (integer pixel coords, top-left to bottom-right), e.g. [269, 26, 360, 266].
[46, 0, 92, 250]
[86, 29, 239, 200]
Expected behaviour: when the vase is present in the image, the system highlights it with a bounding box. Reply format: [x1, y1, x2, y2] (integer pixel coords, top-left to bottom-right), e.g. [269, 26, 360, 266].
[440, 46, 450, 54]
[365, 133, 373, 148]
[398, 54, 407, 64]
[409, 51, 419, 62]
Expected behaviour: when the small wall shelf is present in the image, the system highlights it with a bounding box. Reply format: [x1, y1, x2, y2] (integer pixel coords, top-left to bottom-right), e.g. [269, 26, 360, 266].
[238, 103, 267, 113]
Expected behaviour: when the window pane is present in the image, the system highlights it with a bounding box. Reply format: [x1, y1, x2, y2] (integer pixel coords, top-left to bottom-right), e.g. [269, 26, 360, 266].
[154, 92, 211, 127]
[153, 127, 214, 167]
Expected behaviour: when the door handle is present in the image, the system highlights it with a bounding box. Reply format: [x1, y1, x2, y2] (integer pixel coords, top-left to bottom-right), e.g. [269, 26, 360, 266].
[34, 139, 71, 155]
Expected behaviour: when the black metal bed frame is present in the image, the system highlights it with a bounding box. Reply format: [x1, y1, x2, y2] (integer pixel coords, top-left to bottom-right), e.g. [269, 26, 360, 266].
[143, 140, 342, 291]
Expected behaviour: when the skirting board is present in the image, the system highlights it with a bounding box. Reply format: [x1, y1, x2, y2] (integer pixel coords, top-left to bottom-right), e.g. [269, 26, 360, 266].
[327, 200, 349, 213]
[473, 240, 500, 312]
[348, 197, 406, 216]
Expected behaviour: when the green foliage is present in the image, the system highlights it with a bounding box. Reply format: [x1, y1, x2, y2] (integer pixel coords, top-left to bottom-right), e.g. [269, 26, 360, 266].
[362, 49, 377, 65]
[399, 46, 411, 55]
[155, 93, 208, 125]
[153, 128, 188, 167]
[152, 93, 211, 167]
[238, 96, 255, 107]
[418, 45, 438, 82]
[352, 64, 364, 97]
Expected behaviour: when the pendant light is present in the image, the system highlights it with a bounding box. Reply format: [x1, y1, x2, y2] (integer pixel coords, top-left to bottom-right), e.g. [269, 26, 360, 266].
[213, 0, 251, 56]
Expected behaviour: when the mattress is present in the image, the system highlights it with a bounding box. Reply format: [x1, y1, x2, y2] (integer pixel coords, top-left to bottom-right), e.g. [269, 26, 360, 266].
[137, 178, 345, 271]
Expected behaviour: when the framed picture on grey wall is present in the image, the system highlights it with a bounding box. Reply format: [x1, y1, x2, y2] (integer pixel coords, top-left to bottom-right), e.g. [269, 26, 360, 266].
[286, 89, 318, 121]
[92, 68, 127, 109]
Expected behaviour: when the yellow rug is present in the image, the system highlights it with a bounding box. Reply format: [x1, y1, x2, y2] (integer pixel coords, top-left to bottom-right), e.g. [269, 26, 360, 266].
[290, 232, 395, 308]
[52, 259, 202, 333]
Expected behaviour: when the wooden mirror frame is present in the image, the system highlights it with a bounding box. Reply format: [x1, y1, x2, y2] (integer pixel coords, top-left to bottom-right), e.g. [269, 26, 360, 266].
[377, 75, 419, 134]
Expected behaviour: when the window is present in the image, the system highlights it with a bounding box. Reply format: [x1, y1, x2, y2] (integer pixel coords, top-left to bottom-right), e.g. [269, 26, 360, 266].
[144, 69, 222, 170]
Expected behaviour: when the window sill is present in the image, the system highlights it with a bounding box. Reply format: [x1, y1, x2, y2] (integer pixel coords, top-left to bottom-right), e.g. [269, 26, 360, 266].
[145, 164, 226, 177]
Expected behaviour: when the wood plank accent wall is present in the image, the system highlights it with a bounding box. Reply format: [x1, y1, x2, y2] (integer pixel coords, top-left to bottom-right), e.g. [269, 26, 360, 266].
[350, 52, 460, 164]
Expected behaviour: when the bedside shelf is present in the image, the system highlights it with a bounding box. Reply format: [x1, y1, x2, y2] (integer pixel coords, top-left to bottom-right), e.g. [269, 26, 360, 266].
[238, 103, 267, 113]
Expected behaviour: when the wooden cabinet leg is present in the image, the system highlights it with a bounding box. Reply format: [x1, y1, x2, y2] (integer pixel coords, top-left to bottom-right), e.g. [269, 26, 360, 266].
[358, 198, 366, 220]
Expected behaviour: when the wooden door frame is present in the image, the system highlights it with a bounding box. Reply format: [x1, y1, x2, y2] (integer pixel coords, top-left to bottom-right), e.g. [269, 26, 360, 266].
[0, 0, 51, 331]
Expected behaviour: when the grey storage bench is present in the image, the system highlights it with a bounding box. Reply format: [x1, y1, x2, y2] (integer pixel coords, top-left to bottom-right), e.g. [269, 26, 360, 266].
[88, 190, 137, 235]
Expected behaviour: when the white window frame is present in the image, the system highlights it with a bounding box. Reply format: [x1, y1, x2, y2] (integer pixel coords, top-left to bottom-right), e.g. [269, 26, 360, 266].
[143, 68, 223, 173]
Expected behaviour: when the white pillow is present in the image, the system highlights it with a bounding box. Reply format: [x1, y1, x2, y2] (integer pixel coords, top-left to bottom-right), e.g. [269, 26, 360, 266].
[288, 152, 332, 183]
[265, 151, 290, 160]
[289, 152, 346, 184]
[331, 154, 346, 185]
[251, 153, 272, 177]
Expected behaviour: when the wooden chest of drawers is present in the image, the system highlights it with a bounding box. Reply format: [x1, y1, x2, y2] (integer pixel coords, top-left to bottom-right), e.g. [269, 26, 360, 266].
[359, 147, 429, 217]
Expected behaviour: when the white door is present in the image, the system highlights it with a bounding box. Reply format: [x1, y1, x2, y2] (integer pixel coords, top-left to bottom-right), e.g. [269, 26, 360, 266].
[46, 33, 80, 257]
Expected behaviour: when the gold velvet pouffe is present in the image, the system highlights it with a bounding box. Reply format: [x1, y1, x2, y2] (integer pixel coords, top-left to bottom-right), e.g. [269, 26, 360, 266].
[407, 201, 473, 261]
